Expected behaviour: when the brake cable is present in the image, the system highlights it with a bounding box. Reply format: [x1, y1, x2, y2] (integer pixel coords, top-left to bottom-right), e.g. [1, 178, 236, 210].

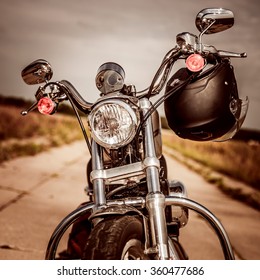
[136, 71, 198, 137]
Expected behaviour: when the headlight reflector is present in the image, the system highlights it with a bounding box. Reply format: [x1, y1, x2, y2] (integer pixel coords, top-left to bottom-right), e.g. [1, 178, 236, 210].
[89, 100, 138, 148]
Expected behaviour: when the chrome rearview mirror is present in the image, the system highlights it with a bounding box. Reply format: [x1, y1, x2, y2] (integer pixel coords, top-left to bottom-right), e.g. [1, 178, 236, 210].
[21, 59, 53, 85]
[195, 8, 234, 35]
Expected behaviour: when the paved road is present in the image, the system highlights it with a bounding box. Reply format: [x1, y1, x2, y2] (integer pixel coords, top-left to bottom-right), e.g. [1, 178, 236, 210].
[165, 154, 260, 260]
[0, 140, 259, 260]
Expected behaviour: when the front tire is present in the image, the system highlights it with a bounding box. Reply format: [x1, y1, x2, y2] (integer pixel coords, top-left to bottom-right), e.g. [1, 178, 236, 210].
[83, 215, 148, 260]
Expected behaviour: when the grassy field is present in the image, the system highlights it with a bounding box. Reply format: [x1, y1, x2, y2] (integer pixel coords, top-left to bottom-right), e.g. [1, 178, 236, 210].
[0, 104, 84, 162]
[163, 131, 260, 191]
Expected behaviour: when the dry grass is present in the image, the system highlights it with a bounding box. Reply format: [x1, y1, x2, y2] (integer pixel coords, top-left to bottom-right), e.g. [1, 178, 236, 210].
[163, 130, 260, 190]
[1, 104, 259, 192]
[0, 105, 84, 162]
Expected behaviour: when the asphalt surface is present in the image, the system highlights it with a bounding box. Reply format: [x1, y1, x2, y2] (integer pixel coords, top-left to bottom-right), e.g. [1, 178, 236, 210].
[0, 140, 259, 260]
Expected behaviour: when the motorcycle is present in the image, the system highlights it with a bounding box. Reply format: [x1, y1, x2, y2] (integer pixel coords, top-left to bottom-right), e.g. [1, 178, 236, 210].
[20, 8, 248, 260]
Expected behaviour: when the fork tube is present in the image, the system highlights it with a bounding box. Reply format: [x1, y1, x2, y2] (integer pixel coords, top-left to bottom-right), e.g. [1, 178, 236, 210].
[140, 98, 170, 260]
[91, 141, 106, 207]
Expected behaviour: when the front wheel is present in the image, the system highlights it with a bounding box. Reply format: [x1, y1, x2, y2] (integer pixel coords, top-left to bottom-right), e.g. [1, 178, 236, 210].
[83, 215, 149, 260]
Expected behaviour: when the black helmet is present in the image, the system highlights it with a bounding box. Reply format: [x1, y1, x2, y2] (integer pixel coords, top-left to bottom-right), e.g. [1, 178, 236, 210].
[164, 61, 248, 141]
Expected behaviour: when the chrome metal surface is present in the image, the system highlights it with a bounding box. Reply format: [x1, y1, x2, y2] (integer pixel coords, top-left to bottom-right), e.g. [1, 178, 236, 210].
[140, 98, 158, 159]
[45, 202, 95, 259]
[152, 110, 163, 158]
[196, 8, 234, 35]
[143, 156, 160, 169]
[59, 80, 92, 113]
[90, 161, 145, 184]
[89, 154, 159, 185]
[140, 98, 170, 259]
[146, 193, 170, 259]
[21, 59, 53, 85]
[165, 196, 235, 259]
[92, 142, 106, 207]
[176, 32, 198, 52]
[217, 50, 247, 58]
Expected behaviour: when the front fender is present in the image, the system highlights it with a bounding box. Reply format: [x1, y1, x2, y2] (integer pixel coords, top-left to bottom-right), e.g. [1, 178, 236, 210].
[89, 204, 144, 220]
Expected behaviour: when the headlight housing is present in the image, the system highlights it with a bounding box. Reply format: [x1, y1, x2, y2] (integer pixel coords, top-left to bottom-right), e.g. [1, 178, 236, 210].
[89, 100, 139, 149]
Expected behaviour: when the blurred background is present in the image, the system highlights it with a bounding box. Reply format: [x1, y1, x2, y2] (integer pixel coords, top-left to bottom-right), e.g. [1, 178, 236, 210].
[0, 0, 259, 131]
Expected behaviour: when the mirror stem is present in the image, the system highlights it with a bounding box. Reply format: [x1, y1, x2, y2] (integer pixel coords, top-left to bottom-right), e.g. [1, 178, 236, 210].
[198, 19, 216, 52]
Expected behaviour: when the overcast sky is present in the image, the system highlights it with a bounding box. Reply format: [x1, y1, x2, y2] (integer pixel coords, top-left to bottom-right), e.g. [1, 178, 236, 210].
[1, 0, 259, 131]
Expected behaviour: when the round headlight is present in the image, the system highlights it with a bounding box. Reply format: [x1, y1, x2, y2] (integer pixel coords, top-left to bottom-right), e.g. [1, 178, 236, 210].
[89, 100, 138, 149]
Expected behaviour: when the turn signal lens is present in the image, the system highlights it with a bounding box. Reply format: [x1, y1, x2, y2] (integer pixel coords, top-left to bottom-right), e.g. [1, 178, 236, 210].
[38, 97, 56, 115]
[186, 54, 205, 72]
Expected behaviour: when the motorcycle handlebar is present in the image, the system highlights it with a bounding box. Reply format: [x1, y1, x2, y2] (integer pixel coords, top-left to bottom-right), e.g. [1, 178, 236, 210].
[144, 48, 182, 99]
[21, 80, 93, 116]
[21, 43, 246, 117]
[58, 80, 93, 113]
[57, 45, 245, 113]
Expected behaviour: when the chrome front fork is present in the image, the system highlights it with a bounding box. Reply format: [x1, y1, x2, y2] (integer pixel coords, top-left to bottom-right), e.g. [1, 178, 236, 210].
[140, 99, 170, 259]
[91, 142, 106, 207]
[90, 98, 174, 259]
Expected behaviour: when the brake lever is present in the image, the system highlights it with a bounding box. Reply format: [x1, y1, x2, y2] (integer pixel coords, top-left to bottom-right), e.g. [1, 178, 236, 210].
[217, 50, 247, 58]
[201, 44, 247, 58]
[21, 86, 45, 116]
[21, 101, 38, 116]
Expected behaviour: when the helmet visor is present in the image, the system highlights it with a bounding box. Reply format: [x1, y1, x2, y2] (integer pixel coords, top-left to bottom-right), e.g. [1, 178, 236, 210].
[215, 97, 249, 142]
